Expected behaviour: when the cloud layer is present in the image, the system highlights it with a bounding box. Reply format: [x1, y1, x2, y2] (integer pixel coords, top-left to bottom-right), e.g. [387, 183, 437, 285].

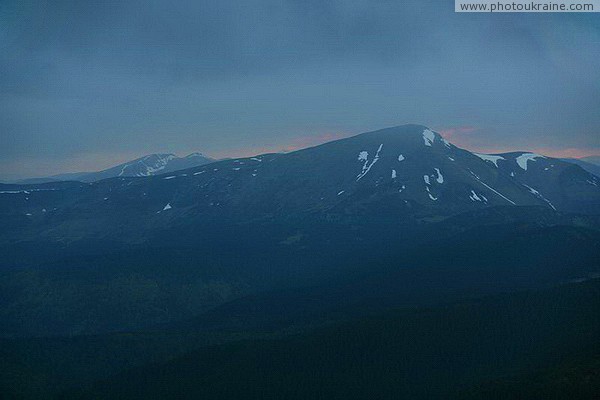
[1, 0, 599, 179]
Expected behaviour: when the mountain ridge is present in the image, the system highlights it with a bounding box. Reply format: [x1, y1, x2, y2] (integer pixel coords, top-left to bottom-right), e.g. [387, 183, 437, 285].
[12, 152, 215, 184]
[560, 157, 600, 178]
[1, 124, 599, 246]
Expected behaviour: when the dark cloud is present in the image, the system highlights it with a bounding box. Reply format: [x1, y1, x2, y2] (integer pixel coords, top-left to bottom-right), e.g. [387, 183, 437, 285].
[1, 0, 599, 179]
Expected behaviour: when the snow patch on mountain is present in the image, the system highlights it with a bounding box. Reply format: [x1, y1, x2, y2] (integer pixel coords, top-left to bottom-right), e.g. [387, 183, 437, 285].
[422, 129, 435, 147]
[434, 168, 444, 183]
[468, 171, 516, 205]
[118, 163, 131, 177]
[516, 153, 545, 170]
[469, 190, 483, 202]
[468, 190, 488, 203]
[118, 154, 178, 177]
[426, 186, 437, 201]
[140, 154, 177, 176]
[356, 144, 383, 181]
[473, 153, 505, 167]
[1, 188, 57, 194]
[523, 184, 556, 210]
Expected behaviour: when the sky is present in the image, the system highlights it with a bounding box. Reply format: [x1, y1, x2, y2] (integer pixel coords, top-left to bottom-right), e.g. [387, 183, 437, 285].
[1, 0, 599, 180]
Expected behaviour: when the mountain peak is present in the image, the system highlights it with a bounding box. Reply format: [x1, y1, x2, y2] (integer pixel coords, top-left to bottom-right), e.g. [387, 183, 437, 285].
[140, 153, 177, 162]
[362, 124, 431, 136]
[356, 124, 451, 150]
[102, 153, 214, 180]
[15, 152, 214, 184]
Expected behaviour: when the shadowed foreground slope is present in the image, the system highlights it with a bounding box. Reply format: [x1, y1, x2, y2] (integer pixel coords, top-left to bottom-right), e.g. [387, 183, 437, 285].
[62, 279, 600, 400]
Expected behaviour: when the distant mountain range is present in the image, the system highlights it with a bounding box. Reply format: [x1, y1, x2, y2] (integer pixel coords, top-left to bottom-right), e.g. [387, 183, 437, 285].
[560, 157, 600, 178]
[15, 152, 215, 184]
[580, 155, 600, 165]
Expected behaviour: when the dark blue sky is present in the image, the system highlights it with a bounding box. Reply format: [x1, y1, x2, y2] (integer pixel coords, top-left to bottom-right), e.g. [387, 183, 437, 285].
[1, 0, 599, 179]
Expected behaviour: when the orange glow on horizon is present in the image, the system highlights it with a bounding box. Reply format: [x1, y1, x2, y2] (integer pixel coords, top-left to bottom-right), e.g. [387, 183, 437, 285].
[436, 126, 599, 159]
[212, 126, 599, 161]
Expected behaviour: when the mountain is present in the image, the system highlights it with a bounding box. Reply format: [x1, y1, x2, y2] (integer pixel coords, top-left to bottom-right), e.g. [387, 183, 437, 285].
[1, 125, 599, 241]
[15, 152, 215, 184]
[0, 125, 599, 399]
[581, 155, 600, 165]
[561, 158, 600, 178]
[466, 150, 600, 213]
[0, 124, 599, 337]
